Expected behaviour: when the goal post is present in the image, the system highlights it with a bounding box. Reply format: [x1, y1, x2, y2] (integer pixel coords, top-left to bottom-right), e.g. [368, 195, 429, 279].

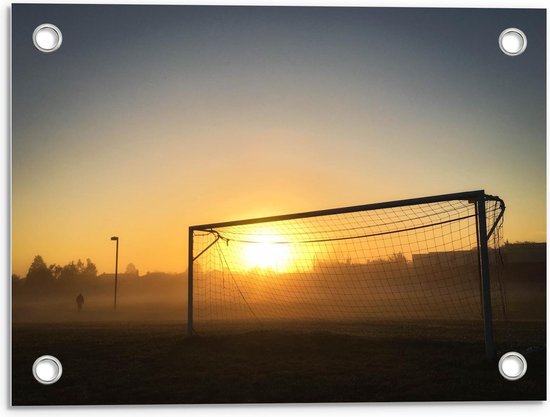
[187, 190, 505, 358]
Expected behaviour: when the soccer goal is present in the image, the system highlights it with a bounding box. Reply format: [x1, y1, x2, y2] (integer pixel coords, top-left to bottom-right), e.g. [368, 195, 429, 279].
[188, 190, 505, 358]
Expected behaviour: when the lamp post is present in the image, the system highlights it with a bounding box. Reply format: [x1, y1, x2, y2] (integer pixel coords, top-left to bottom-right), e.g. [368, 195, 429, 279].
[111, 236, 119, 310]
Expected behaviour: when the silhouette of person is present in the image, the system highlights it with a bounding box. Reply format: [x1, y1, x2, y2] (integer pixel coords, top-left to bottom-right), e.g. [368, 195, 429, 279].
[76, 293, 84, 312]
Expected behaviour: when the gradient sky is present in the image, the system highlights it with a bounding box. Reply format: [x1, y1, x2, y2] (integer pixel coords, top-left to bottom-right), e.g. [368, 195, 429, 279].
[12, 5, 546, 276]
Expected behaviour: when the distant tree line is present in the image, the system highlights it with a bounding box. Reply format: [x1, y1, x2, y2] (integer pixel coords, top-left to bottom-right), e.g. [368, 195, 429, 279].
[12, 255, 185, 299]
[12, 255, 98, 291]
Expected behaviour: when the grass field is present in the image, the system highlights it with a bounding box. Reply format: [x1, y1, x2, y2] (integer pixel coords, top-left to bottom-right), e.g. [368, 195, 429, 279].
[11, 320, 546, 405]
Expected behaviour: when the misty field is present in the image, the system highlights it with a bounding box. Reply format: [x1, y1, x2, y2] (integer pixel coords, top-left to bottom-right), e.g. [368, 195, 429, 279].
[11, 255, 546, 404]
[12, 320, 545, 405]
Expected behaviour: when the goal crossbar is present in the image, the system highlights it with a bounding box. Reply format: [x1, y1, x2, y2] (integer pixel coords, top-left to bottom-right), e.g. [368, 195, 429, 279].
[190, 190, 499, 231]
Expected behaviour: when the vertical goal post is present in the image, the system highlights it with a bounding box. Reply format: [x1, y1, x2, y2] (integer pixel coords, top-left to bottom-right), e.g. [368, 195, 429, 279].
[187, 190, 505, 359]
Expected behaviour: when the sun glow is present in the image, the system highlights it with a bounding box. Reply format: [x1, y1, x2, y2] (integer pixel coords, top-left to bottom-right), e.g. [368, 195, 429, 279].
[243, 229, 291, 272]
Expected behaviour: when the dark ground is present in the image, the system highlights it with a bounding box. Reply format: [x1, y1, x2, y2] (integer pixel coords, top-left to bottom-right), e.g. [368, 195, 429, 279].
[11, 320, 546, 405]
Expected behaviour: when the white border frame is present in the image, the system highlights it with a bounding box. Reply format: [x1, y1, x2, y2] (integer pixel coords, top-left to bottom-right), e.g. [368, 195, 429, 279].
[2, 1, 548, 416]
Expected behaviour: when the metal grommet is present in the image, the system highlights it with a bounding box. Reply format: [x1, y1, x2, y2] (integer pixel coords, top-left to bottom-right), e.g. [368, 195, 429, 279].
[499, 28, 527, 56]
[498, 351, 527, 381]
[32, 355, 63, 385]
[32, 23, 63, 53]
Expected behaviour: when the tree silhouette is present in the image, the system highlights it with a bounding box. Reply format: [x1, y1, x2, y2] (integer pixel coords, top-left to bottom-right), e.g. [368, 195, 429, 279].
[83, 259, 97, 277]
[388, 253, 408, 264]
[12, 274, 22, 289]
[25, 255, 54, 289]
[58, 261, 80, 284]
[125, 263, 138, 275]
[49, 264, 62, 280]
[57, 258, 98, 285]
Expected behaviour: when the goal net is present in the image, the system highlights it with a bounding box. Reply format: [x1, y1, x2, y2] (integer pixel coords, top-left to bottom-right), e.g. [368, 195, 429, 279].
[189, 191, 505, 337]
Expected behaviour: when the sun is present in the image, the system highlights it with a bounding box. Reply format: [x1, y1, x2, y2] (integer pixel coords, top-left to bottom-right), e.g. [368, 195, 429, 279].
[243, 229, 291, 272]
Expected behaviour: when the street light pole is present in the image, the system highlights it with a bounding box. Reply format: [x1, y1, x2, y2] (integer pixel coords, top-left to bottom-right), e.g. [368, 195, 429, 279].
[111, 236, 119, 310]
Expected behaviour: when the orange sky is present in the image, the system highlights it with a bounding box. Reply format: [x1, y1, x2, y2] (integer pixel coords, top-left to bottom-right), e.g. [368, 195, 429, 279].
[12, 6, 546, 276]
